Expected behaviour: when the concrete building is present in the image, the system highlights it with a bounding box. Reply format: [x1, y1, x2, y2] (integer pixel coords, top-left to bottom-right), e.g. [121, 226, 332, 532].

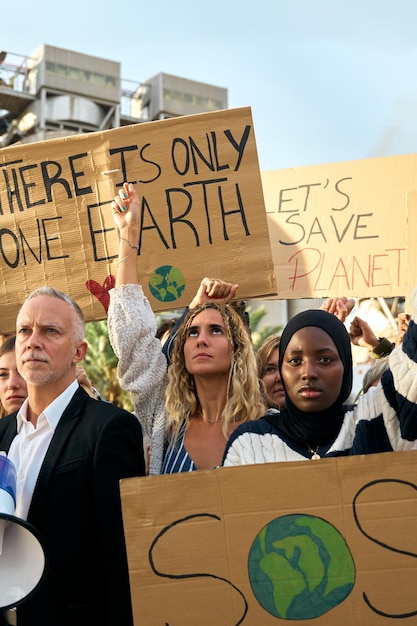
[0, 44, 228, 147]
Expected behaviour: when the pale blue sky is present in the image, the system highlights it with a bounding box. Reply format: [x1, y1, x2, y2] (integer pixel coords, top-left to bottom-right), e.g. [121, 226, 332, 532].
[2, 0, 417, 171]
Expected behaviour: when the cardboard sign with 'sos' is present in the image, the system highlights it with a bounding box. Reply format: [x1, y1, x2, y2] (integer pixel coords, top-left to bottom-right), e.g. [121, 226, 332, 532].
[121, 451, 417, 625]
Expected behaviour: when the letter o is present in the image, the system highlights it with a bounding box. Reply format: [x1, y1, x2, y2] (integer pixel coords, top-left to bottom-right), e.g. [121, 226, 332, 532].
[0, 228, 20, 268]
[171, 138, 190, 175]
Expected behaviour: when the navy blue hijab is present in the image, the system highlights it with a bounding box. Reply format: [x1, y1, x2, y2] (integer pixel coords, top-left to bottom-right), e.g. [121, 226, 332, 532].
[275, 309, 353, 447]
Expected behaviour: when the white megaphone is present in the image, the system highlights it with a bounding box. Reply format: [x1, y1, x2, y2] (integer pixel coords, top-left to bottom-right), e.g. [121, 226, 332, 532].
[0, 452, 46, 610]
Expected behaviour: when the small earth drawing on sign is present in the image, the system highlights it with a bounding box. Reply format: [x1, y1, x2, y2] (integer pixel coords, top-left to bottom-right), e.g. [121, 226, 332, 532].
[149, 266, 186, 303]
[248, 513, 355, 620]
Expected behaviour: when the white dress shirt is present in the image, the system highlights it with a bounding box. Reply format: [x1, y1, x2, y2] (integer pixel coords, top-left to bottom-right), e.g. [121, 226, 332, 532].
[8, 380, 79, 520]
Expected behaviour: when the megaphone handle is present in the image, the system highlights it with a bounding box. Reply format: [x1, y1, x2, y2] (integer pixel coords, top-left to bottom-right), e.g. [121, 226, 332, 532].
[2, 607, 16, 625]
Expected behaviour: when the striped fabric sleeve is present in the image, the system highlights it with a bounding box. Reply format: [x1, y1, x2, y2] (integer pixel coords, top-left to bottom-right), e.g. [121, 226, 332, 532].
[385, 318, 417, 441]
[352, 313, 417, 454]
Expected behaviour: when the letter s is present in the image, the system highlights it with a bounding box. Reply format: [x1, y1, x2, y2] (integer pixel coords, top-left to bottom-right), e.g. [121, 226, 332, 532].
[149, 513, 249, 625]
[353, 479, 417, 619]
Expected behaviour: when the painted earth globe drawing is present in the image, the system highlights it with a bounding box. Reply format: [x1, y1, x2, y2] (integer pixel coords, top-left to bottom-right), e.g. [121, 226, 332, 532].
[149, 266, 185, 303]
[248, 514, 355, 620]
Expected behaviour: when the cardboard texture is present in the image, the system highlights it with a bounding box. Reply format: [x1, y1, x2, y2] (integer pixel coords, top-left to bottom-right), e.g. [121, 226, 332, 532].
[0, 107, 276, 333]
[121, 451, 417, 625]
[262, 154, 417, 299]
[406, 191, 417, 310]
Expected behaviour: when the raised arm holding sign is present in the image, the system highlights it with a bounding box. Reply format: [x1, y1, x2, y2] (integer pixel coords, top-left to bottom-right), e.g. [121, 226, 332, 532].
[107, 183, 267, 475]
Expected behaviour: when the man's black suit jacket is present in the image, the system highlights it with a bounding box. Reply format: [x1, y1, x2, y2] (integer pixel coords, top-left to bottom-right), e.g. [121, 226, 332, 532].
[0, 386, 145, 626]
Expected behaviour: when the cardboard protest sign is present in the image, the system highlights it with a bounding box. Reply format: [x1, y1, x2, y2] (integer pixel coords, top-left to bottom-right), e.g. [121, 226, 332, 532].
[0, 107, 276, 333]
[121, 451, 417, 625]
[261, 154, 417, 299]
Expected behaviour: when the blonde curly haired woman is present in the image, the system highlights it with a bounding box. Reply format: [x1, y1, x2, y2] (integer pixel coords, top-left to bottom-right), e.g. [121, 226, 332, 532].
[163, 301, 266, 471]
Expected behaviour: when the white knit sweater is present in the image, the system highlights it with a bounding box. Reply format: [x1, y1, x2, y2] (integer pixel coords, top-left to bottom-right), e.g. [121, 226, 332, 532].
[108, 284, 168, 475]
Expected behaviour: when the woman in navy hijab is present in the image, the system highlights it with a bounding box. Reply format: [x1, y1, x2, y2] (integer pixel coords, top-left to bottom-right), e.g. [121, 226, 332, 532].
[223, 300, 417, 465]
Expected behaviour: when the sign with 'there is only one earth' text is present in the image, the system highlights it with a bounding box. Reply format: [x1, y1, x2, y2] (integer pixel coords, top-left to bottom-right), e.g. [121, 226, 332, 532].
[0, 106, 276, 332]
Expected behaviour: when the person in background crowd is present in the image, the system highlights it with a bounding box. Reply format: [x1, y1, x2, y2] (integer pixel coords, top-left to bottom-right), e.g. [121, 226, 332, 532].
[256, 334, 285, 410]
[348, 310, 410, 401]
[0, 333, 13, 347]
[349, 315, 395, 360]
[349, 310, 410, 357]
[156, 318, 177, 346]
[0, 286, 145, 626]
[0, 336, 102, 419]
[0, 336, 27, 419]
[108, 182, 267, 474]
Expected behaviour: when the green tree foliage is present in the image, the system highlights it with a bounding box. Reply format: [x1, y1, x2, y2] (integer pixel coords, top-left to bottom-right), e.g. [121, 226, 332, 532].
[83, 320, 133, 411]
[248, 305, 282, 351]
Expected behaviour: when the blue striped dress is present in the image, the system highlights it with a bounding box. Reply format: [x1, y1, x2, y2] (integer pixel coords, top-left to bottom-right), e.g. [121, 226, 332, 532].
[161, 421, 197, 473]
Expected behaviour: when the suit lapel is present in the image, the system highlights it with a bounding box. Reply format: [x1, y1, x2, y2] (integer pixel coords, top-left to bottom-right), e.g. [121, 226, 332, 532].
[27, 387, 88, 524]
[0, 416, 18, 452]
